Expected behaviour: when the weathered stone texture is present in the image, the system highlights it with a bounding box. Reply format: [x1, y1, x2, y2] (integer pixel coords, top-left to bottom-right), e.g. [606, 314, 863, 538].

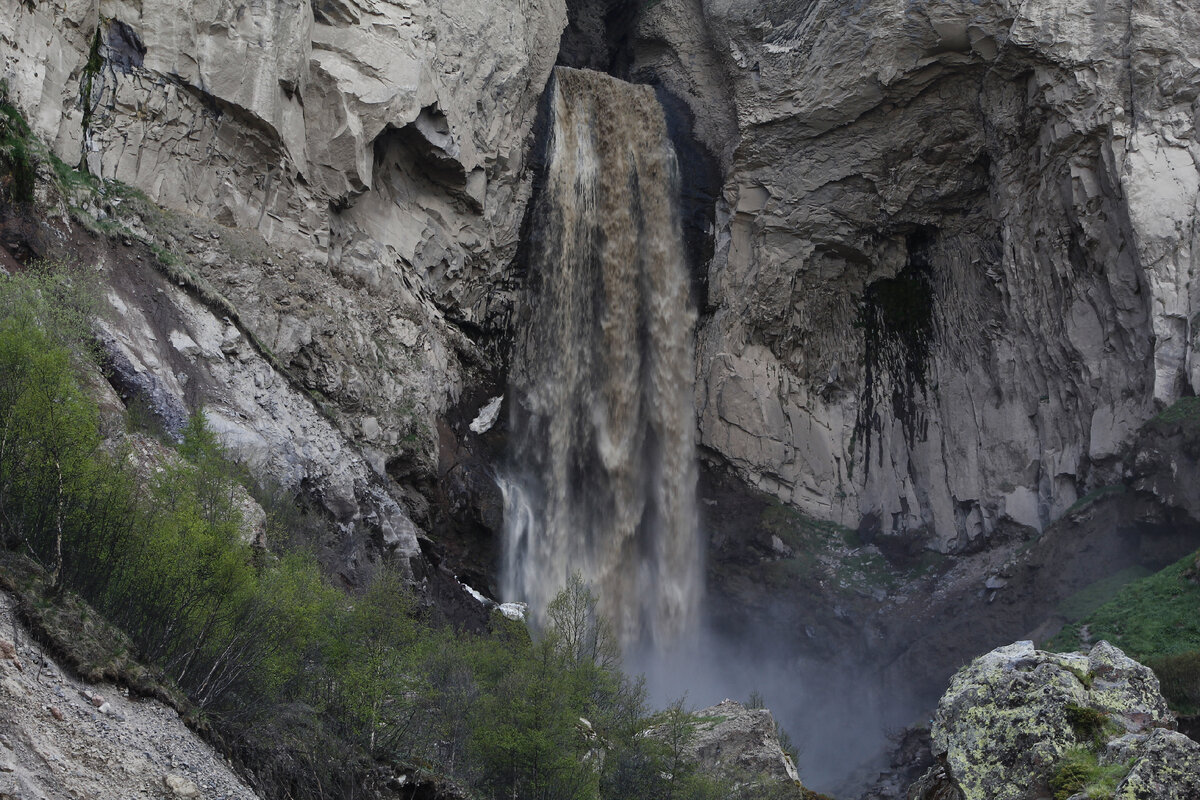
[910, 640, 1200, 800]
[1, 0, 566, 492]
[634, 0, 1200, 550]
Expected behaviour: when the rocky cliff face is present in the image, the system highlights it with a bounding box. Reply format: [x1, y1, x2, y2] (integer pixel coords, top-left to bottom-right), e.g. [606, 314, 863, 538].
[7, 0, 1200, 560]
[629, 0, 1200, 551]
[1, 0, 565, 530]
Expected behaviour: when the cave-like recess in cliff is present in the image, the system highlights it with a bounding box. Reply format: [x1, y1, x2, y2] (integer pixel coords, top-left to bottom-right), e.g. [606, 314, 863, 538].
[855, 228, 937, 474]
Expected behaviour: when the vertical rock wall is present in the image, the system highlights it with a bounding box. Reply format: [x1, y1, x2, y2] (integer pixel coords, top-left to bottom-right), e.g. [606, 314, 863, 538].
[0, 0, 567, 517]
[631, 0, 1200, 551]
[6, 0, 1200, 559]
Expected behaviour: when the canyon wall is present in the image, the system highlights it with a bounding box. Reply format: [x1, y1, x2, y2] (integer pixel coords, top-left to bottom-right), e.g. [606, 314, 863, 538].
[631, 0, 1200, 551]
[4, 0, 1200, 556]
[1, 0, 566, 567]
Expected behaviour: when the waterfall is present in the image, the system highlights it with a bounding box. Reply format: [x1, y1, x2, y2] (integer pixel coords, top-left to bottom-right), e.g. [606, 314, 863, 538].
[501, 67, 701, 651]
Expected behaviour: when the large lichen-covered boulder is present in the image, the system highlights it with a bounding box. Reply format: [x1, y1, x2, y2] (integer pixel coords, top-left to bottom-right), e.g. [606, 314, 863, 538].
[910, 640, 1200, 800]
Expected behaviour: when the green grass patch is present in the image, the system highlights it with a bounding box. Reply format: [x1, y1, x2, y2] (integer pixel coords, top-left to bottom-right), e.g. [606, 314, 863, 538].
[1065, 484, 1128, 516]
[1047, 550, 1200, 669]
[1049, 747, 1133, 800]
[1057, 565, 1154, 622]
[759, 499, 938, 595]
[1147, 396, 1200, 430]
[1065, 704, 1118, 747]
[762, 500, 855, 553]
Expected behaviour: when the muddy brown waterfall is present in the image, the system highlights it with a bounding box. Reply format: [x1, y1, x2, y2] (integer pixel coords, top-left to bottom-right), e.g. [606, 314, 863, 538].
[502, 67, 701, 651]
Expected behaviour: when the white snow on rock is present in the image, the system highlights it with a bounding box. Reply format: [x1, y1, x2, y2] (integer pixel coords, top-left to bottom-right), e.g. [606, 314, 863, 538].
[469, 396, 503, 434]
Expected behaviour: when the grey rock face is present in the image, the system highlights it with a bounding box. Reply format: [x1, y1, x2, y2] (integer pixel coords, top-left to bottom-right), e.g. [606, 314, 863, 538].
[1106, 728, 1200, 800]
[633, 0, 1200, 550]
[7, 0, 1200, 564]
[666, 699, 802, 785]
[94, 230, 422, 579]
[910, 640, 1200, 800]
[1, 0, 566, 498]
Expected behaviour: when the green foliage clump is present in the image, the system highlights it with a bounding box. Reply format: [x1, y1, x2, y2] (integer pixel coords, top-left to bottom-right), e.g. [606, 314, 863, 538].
[0, 81, 37, 203]
[0, 263, 815, 800]
[1049, 747, 1133, 800]
[1148, 396, 1200, 430]
[1065, 704, 1112, 746]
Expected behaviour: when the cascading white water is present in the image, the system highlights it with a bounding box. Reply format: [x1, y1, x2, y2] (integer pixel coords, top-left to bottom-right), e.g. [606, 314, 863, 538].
[501, 66, 701, 651]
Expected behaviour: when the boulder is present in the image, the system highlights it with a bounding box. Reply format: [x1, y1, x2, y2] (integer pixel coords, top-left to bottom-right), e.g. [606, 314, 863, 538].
[645, 698, 803, 789]
[163, 773, 202, 799]
[909, 641, 1200, 800]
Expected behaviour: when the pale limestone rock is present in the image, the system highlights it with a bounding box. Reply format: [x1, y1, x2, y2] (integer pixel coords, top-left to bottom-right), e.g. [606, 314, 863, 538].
[647, 699, 803, 788]
[96, 247, 422, 576]
[163, 773, 201, 799]
[633, 0, 1200, 549]
[0, 0, 567, 516]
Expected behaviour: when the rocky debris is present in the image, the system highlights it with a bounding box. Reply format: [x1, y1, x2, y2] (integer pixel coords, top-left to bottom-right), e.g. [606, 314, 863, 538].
[856, 726, 935, 800]
[0, 640, 20, 672]
[164, 773, 203, 798]
[0, 590, 259, 800]
[1128, 399, 1200, 525]
[909, 640, 1200, 800]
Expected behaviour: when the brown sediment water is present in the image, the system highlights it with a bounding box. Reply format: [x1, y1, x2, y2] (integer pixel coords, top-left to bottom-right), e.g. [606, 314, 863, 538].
[502, 66, 700, 651]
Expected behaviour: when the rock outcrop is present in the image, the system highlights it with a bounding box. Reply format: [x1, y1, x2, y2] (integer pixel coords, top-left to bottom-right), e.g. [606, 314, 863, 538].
[0, 590, 260, 800]
[647, 699, 804, 789]
[629, 0, 1200, 552]
[7, 0, 1200, 565]
[1, 0, 567, 535]
[909, 640, 1200, 800]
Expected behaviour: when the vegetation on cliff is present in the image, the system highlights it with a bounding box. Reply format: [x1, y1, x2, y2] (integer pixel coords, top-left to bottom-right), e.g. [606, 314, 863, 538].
[1048, 549, 1200, 715]
[0, 260, 814, 799]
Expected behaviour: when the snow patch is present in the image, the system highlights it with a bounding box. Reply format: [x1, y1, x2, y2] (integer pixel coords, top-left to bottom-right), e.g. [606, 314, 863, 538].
[469, 396, 503, 434]
[499, 602, 527, 622]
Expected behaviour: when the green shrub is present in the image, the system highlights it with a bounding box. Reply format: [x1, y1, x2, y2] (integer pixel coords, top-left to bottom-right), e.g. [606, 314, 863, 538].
[0, 262, 776, 800]
[1065, 704, 1111, 746]
[1049, 747, 1133, 800]
[0, 83, 36, 203]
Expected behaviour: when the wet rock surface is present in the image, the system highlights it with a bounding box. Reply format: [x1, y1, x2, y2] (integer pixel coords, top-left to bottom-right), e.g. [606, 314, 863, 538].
[626, 0, 1200, 553]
